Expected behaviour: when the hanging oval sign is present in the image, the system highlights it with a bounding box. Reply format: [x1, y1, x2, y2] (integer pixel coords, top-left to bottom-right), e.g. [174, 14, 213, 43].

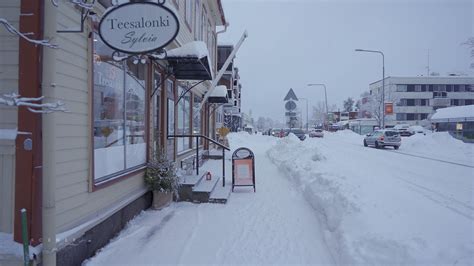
[99, 2, 180, 54]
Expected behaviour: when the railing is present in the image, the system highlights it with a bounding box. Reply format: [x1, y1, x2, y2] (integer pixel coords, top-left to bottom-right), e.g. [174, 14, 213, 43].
[167, 134, 230, 187]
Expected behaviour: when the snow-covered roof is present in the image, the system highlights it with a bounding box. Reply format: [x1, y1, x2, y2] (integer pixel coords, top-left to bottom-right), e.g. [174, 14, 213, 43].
[166, 41, 209, 59]
[210, 85, 227, 97]
[430, 105, 474, 122]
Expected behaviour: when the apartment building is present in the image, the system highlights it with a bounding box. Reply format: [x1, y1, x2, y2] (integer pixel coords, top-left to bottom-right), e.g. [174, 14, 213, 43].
[362, 76, 474, 126]
[217, 45, 242, 132]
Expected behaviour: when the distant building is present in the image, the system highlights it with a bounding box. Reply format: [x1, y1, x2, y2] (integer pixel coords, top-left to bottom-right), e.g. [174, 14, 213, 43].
[218, 45, 242, 131]
[362, 76, 474, 126]
[430, 105, 474, 142]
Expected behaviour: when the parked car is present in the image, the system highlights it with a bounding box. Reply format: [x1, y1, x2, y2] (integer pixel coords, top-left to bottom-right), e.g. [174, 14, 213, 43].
[393, 124, 412, 137]
[408, 125, 427, 135]
[309, 129, 324, 138]
[288, 128, 306, 141]
[364, 130, 401, 149]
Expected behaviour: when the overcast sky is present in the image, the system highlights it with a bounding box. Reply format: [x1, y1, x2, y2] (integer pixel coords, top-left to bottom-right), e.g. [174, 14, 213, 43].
[219, 0, 473, 121]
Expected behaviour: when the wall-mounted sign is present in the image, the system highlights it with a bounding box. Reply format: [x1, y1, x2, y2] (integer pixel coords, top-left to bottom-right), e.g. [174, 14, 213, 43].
[99, 2, 180, 54]
[385, 102, 393, 114]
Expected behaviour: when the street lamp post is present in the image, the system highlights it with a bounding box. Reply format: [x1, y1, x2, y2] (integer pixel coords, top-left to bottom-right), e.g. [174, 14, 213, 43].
[355, 49, 385, 128]
[307, 83, 328, 128]
[300, 97, 309, 132]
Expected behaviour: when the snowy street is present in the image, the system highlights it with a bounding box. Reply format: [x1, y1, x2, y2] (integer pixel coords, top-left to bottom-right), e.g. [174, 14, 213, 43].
[86, 131, 474, 265]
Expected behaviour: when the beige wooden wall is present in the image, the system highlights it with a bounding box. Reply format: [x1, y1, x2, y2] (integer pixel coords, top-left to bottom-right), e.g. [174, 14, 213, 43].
[52, 2, 146, 235]
[0, 0, 19, 235]
[0, 0, 19, 129]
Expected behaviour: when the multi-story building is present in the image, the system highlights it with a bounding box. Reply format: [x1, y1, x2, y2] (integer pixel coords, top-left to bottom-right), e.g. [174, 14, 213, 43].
[362, 76, 474, 126]
[217, 45, 242, 131]
[0, 1, 227, 264]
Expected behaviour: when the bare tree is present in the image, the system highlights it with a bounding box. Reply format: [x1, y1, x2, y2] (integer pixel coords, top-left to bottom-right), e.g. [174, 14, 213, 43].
[462, 37, 474, 69]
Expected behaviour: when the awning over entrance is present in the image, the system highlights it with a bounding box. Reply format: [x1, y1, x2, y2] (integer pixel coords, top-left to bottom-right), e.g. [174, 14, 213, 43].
[208, 85, 228, 103]
[166, 41, 213, 81]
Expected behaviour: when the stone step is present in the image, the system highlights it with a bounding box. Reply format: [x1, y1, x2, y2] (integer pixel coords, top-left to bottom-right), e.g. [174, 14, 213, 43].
[178, 174, 204, 202]
[209, 182, 232, 204]
[192, 176, 220, 203]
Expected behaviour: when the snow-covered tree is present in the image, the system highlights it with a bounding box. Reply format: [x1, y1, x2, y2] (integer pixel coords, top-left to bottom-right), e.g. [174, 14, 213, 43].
[343, 97, 354, 112]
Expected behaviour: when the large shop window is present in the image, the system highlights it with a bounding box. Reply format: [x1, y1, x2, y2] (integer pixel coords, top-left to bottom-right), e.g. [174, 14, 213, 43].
[177, 85, 191, 153]
[193, 95, 202, 147]
[92, 33, 147, 183]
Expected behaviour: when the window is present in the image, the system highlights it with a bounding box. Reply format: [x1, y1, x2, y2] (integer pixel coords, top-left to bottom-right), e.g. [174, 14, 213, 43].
[421, 85, 427, 92]
[396, 113, 406, 121]
[396, 85, 407, 92]
[459, 85, 466, 92]
[194, 0, 201, 40]
[192, 95, 202, 147]
[152, 68, 162, 154]
[419, 113, 428, 120]
[167, 80, 175, 135]
[201, 7, 207, 42]
[453, 85, 460, 92]
[428, 85, 434, 92]
[446, 85, 452, 92]
[406, 99, 415, 106]
[415, 85, 421, 92]
[185, 0, 193, 30]
[451, 99, 459, 106]
[92, 33, 147, 183]
[177, 85, 191, 153]
[465, 99, 474, 105]
[406, 113, 416, 120]
[407, 85, 415, 92]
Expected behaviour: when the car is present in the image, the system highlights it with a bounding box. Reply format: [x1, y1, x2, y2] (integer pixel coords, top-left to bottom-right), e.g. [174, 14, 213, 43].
[309, 129, 324, 138]
[392, 124, 412, 137]
[287, 128, 306, 141]
[407, 125, 427, 135]
[364, 130, 401, 149]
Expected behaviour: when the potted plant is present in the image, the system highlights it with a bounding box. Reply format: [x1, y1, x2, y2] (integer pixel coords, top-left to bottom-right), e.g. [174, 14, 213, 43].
[145, 150, 179, 210]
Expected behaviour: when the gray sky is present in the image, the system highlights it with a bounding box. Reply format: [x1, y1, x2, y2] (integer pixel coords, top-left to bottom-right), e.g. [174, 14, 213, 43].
[219, 0, 473, 121]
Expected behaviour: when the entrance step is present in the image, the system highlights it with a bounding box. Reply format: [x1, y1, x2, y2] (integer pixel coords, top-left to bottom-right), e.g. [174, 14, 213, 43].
[178, 174, 204, 202]
[202, 149, 225, 160]
[192, 176, 220, 203]
[209, 182, 232, 204]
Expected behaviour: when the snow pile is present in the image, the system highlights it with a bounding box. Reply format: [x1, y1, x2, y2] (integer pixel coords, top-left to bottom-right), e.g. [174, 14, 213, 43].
[431, 105, 474, 121]
[401, 132, 474, 166]
[0, 128, 17, 140]
[267, 130, 474, 265]
[0, 233, 23, 258]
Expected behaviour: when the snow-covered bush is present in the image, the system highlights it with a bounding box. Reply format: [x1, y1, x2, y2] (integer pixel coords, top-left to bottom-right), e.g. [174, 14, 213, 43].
[145, 150, 179, 196]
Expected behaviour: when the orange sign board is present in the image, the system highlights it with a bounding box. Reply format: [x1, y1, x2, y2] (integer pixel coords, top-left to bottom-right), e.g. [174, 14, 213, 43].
[234, 159, 254, 186]
[385, 102, 393, 114]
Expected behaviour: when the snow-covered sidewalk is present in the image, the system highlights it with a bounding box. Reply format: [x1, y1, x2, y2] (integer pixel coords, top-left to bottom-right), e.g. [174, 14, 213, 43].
[85, 133, 333, 265]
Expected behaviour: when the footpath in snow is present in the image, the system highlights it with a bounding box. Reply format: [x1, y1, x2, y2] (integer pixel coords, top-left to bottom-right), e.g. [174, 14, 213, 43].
[85, 133, 333, 265]
[267, 131, 474, 265]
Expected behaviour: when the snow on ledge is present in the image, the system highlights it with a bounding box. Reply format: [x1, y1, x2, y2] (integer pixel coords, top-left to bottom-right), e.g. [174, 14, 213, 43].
[0, 128, 17, 140]
[210, 85, 227, 97]
[431, 105, 474, 121]
[166, 41, 209, 59]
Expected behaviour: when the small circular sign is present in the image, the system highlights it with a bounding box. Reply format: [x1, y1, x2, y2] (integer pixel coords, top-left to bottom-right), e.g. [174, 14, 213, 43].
[99, 2, 180, 54]
[285, 100, 297, 111]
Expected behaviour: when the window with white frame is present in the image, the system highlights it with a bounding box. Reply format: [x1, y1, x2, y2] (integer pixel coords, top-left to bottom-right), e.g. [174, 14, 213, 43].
[194, 0, 201, 40]
[92, 33, 147, 183]
[177, 85, 191, 153]
[185, 0, 193, 30]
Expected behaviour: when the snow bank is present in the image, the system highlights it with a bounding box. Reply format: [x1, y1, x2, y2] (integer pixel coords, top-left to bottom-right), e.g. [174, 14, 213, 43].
[267, 130, 474, 265]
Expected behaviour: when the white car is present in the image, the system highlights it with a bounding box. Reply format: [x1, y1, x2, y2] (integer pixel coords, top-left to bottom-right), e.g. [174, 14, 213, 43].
[309, 129, 324, 138]
[408, 125, 427, 135]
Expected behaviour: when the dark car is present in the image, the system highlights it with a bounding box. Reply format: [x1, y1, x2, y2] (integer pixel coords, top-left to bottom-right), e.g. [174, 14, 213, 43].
[288, 128, 306, 141]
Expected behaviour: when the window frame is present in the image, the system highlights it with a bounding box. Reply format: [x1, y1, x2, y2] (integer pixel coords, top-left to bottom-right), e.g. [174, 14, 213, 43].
[90, 32, 150, 191]
[184, 0, 193, 32]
